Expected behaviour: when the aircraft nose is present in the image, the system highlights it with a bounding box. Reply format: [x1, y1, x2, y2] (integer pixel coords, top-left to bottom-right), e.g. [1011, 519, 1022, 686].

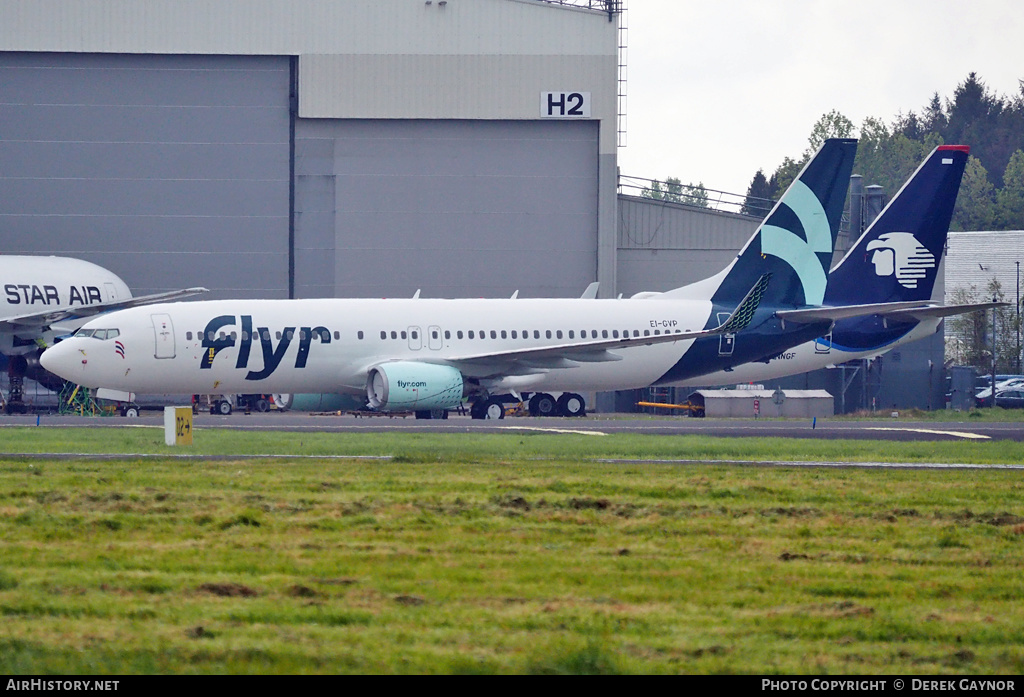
[40, 341, 83, 382]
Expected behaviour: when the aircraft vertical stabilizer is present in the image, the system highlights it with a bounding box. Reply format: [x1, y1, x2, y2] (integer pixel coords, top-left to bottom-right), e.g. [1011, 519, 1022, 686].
[826, 145, 969, 306]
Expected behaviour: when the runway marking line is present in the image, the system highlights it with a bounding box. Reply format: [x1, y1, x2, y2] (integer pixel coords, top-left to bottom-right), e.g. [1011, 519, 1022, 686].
[862, 427, 990, 440]
[500, 426, 608, 436]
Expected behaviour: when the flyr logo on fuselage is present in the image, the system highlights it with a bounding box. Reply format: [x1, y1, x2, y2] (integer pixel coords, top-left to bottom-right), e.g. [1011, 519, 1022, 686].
[200, 315, 331, 381]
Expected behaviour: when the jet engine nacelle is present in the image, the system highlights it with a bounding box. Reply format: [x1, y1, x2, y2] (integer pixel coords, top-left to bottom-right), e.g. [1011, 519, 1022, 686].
[366, 361, 465, 411]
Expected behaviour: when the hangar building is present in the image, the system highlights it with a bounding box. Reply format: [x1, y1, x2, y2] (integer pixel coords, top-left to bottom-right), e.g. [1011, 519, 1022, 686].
[1, 0, 622, 300]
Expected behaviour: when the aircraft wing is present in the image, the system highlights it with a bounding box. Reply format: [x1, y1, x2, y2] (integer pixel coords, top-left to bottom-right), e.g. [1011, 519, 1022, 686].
[775, 299, 1010, 324]
[428, 274, 771, 378]
[2, 287, 209, 331]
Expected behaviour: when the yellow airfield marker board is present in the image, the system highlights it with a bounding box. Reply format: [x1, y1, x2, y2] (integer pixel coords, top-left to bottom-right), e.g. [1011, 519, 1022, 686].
[164, 406, 193, 446]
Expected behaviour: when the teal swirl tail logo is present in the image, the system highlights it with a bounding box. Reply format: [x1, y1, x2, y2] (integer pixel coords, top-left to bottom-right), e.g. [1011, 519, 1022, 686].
[760, 180, 830, 305]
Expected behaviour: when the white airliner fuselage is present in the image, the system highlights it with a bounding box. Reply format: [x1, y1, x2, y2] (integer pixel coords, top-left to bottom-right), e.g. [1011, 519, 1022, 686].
[42, 297, 719, 402]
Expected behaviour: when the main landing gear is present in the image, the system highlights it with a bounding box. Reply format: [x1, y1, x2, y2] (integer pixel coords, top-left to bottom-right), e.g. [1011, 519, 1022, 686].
[469, 392, 587, 420]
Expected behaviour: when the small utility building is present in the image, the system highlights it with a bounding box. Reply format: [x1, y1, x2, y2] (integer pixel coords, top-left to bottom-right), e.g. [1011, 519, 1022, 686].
[687, 389, 835, 419]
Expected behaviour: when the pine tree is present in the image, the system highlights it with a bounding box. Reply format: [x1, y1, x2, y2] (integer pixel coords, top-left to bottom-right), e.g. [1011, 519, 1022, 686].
[995, 149, 1024, 229]
[952, 156, 996, 231]
[741, 169, 773, 218]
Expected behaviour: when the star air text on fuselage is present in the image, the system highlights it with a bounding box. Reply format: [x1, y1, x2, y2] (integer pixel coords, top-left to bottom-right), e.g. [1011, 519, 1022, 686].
[4, 284, 105, 306]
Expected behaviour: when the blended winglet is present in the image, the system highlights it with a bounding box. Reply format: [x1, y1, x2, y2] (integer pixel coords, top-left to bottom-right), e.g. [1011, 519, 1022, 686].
[716, 273, 771, 334]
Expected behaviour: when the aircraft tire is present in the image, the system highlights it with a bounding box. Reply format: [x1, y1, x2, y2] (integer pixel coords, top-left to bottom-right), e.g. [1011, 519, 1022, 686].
[122, 406, 140, 418]
[483, 398, 505, 420]
[253, 398, 270, 413]
[216, 400, 232, 416]
[557, 392, 586, 417]
[415, 409, 450, 420]
[529, 393, 557, 417]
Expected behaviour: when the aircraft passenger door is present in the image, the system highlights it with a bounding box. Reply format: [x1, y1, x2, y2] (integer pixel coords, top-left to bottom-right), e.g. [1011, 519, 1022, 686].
[151, 313, 176, 359]
[716, 312, 735, 356]
[104, 282, 118, 301]
[408, 326, 422, 351]
[428, 325, 443, 351]
[814, 331, 832, 354]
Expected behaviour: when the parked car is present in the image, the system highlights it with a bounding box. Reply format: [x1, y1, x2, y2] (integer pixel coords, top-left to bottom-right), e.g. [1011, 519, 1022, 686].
[976, 388, 1024, 409]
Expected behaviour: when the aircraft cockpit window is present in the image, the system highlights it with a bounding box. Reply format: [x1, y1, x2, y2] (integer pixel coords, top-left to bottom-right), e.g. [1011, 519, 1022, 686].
[77, 328, 119, 340]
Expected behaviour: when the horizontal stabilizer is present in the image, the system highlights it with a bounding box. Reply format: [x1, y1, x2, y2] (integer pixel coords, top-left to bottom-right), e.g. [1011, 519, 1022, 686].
[775, 300, 940, 324]
[880, 301, 1009, 322]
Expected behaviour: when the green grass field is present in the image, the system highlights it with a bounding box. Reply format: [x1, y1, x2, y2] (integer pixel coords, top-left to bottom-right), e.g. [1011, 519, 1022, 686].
[1, 427, 1023, 674]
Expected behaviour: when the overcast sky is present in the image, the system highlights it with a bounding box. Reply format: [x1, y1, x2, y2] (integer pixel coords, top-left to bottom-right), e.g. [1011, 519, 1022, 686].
[615, 0, 1024, 197]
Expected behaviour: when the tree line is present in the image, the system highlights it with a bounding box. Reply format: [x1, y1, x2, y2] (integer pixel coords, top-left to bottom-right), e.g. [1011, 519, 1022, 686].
[741, 73, 1024, 232]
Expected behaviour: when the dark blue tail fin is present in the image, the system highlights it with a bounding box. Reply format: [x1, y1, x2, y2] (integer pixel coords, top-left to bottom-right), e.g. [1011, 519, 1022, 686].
[666, 138, 858, 308]
[826, 145, 969, 305]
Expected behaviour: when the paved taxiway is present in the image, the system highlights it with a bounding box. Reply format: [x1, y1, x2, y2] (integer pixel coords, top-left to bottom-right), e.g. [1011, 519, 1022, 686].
[2, 411, 1024, 442]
